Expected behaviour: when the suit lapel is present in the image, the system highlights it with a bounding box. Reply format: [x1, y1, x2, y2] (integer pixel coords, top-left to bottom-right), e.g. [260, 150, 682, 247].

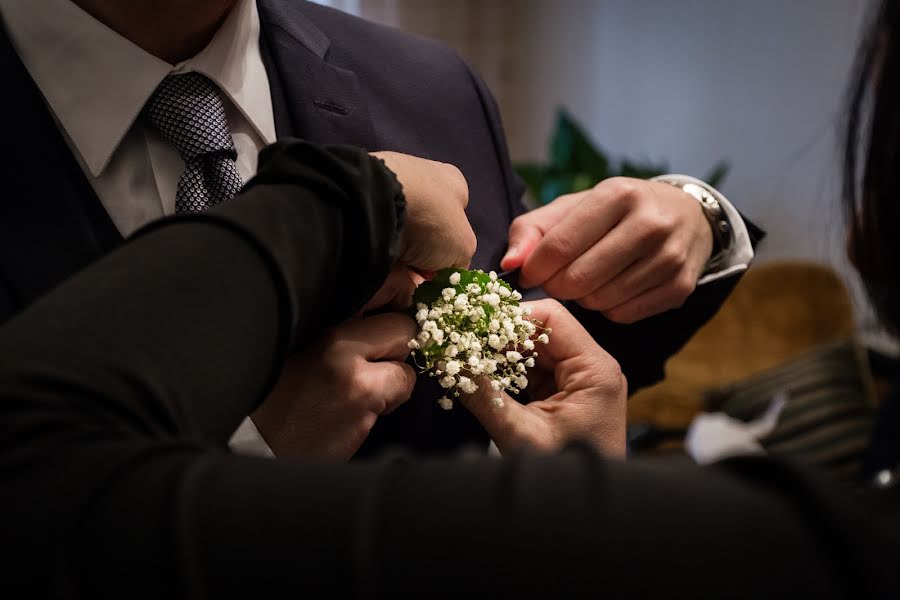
[257, 0, 377, 148]
[0, 25, 121, 316]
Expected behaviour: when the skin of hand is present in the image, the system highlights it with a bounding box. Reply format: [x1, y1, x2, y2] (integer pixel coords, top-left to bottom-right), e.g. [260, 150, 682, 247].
[501, 177, 713, 324]
[372, 151, 477, 272]
[357, 266, 424, 316]
[460, 299, 627, 457]
[250, 313, 417, 460]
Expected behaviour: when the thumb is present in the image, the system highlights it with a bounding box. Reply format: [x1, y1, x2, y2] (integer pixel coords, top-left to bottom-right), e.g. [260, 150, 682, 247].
[501, 218, 543, 271]
[458, 383, 526, 451]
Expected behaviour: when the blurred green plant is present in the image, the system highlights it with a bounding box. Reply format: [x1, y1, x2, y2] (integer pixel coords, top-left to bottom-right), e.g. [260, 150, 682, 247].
[515, 109, 730, 205]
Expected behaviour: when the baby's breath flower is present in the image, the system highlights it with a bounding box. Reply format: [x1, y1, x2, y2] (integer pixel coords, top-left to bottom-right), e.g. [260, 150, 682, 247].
[408, 268, 551, 411]
[537, 333, 550, 344]
[457, 376, 478, 395]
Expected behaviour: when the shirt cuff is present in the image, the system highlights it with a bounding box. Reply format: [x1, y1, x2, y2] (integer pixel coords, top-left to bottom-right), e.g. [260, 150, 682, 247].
[652, 174, 754, 285]
[228, 416, 275, 458]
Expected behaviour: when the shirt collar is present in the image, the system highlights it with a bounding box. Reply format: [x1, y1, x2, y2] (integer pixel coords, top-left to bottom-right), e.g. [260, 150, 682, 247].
[0, 0, 276, 177]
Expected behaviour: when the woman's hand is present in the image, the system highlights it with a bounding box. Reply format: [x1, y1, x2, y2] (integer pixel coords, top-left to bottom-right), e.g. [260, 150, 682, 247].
[460, 299, 627, 457]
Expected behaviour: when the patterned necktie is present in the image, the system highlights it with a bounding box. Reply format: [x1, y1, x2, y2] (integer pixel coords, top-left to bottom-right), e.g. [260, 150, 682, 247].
[144, 72, 244, 213]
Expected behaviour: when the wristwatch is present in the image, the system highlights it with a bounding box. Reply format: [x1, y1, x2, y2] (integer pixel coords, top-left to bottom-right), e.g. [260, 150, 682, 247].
[655, 177, 733, 273]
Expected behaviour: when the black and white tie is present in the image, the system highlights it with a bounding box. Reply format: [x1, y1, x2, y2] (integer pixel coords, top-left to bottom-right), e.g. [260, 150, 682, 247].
[144, 72, 244, 213]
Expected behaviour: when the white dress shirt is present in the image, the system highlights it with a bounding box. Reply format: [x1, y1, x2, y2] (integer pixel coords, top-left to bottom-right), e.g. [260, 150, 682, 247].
[0, 0, 752, 460]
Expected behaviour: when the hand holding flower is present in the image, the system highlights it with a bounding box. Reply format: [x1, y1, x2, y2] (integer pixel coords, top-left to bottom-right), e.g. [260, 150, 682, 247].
[460, 299, 627, 457]
[251, 313, 417, 460]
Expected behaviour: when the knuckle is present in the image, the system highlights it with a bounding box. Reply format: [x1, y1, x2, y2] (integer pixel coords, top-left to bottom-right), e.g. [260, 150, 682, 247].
[349, 366, 377, 399]
[541, 230, 577, 265]
[561, 266, 595, 296]
[464, 228, 478, 259]
[638, 211, 674, 245]
[321, 335, 350, 369]
[671, 273, 696, 302]
[601, 177, 640, 204]
[541, 297, 566, 317]
[508, 214, 531, 235]
[660, 245, 688, 272]
[443, 163, 469, 207]
[577, 293, 606, 312]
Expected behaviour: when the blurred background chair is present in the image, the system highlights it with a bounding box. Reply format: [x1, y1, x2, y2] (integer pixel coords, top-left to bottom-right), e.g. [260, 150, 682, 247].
[627, 261, 885, 481]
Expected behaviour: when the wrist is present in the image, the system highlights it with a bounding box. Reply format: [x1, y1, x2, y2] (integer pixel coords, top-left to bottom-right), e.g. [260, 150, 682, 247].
[652, 175, 734, 274]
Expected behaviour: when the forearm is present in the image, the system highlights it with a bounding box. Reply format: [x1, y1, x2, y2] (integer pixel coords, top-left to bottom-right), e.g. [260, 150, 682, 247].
[0, 141, 404, 593]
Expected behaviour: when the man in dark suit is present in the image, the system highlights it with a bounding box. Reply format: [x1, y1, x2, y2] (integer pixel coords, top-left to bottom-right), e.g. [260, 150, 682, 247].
[0, 0, 760, 458]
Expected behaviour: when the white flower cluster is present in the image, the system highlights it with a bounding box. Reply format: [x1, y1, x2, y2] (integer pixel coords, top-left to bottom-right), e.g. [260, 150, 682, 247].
[408, 269, 550, 411]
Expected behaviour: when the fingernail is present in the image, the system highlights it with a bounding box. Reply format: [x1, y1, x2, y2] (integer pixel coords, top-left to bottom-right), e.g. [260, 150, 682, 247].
[501, 246, 518, 266]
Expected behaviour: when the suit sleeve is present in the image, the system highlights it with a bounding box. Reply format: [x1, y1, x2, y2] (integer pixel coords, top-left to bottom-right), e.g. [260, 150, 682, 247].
[1, 139, 893, 600]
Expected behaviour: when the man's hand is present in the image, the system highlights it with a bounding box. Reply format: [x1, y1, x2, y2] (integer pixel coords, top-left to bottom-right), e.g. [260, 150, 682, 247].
[460, 299, 627, 457]
[358, 266, 422, 315]
[250, 313, 417, 460]
[372, 151, 477, 272]
[501, 177, 713, 324]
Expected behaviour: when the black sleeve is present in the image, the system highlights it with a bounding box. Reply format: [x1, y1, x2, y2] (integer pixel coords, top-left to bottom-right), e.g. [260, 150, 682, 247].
[1, 142, 895, 599]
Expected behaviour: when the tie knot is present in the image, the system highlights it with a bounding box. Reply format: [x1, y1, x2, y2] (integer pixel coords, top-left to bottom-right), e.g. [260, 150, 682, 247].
[144, 72, 237, 161]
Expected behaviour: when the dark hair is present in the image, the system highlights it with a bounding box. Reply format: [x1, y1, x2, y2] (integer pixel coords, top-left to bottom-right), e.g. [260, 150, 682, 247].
[845, 0, 900, 335]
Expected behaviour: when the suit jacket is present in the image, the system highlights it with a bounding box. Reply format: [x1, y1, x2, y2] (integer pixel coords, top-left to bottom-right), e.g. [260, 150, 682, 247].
[0, 0, 758, 456]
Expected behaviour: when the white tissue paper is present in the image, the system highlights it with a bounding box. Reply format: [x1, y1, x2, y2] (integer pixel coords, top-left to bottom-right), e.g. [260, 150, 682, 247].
[685, 394, 787, 465]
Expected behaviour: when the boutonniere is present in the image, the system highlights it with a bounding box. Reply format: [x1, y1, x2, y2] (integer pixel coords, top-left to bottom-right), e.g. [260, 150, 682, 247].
[409, 268, 550, 410]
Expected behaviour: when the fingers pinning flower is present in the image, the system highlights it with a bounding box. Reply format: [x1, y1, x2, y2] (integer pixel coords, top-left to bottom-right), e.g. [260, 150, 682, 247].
[408, 268, 550, 410]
